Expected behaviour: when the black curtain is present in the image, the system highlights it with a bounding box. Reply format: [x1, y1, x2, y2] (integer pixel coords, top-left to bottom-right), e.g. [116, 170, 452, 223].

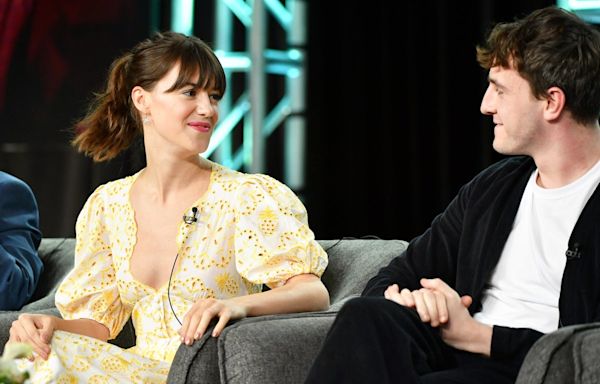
[305, 0, 553, 241]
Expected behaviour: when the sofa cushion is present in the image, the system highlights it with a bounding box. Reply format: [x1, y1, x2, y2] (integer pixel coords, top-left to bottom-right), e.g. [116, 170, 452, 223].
[319, 238, 408, 309]
[24, 238, 75, 310]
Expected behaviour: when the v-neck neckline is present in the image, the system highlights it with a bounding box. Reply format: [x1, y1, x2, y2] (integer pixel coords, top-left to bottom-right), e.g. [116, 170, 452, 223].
[124, 162, 218, 293]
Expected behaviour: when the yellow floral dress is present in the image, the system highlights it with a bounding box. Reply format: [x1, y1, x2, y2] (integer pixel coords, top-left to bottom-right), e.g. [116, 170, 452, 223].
[25, 161, 328, 383]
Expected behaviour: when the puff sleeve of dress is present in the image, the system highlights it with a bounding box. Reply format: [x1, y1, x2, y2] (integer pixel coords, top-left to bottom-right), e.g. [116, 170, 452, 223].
[234, 174, 328, 288]
[55, 185, 132, 339]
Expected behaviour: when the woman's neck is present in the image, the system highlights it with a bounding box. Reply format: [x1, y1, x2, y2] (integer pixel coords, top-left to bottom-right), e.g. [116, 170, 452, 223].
[140, 153, 210, 204]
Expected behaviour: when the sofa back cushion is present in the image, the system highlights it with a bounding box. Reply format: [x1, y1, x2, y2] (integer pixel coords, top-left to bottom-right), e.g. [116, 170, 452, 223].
[318, 238, 408, 309]
[25, 238, 75, 311]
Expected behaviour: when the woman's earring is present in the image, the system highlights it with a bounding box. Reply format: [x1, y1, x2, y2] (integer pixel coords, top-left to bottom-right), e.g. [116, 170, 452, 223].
[142, 114, 152, 125]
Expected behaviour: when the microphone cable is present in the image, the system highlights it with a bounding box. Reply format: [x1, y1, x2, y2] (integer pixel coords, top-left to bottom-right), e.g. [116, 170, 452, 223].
[168, 206, 199, 325]
[167, 252, 183, 325]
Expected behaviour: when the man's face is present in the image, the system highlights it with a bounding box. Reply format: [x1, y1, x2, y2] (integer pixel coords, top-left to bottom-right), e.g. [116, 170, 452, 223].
[480, 65, 546, 156]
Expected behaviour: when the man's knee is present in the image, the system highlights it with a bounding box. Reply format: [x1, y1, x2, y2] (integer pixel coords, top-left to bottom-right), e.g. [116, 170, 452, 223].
[338, 296, 413, 323]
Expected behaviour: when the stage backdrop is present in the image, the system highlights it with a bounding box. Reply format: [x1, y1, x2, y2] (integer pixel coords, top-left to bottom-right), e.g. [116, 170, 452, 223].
[1, 0, 556, 241]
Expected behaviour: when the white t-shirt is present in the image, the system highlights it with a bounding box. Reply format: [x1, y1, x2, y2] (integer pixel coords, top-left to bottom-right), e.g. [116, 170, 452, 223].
[473, 159, 600, 333]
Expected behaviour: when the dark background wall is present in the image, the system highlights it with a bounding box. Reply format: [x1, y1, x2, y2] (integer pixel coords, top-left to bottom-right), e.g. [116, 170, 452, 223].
[305, 0, 555, 241]
[0, 0, 554, 241]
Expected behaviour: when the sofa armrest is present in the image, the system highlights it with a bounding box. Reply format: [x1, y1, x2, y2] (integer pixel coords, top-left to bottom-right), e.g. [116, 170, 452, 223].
[516, 322, 600, 384]
[167, 323, 220, 383]
[168, 311, 336, 384]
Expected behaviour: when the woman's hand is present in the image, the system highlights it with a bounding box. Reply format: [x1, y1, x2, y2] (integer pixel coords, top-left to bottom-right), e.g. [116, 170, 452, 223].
[179, 298, 247, 345]
[8, 314, 58, 360]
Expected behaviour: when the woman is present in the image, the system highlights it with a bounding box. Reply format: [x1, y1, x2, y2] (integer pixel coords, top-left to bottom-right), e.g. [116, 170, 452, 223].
[8, 31, 329, 382]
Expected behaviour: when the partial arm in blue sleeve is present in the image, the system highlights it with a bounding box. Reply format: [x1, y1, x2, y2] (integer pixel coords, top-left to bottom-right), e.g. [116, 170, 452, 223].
[0, 173, 43, 310]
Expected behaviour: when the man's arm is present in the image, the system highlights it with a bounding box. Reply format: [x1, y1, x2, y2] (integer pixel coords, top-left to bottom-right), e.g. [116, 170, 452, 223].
[385, 277, 544, 358]
[362, 177, 473, 297]
[0, 173, 43, 310]
[384, 277, 492, 355]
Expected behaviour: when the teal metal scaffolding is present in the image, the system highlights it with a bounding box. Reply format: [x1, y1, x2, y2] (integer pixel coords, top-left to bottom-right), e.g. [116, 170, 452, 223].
[170, 0, 307, 191]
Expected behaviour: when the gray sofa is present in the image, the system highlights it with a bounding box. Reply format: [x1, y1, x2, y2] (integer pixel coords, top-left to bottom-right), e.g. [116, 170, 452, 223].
[2, 238, 599, 383]
[0, 237, 408, 382]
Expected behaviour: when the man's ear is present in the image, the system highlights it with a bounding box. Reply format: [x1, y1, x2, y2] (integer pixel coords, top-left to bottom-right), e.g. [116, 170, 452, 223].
[131, 85, 150, 113]
[543, 86, 566, 121]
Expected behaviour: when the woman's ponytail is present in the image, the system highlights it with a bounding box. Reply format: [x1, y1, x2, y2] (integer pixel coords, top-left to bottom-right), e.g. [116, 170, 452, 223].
[72, 53, 140, 162]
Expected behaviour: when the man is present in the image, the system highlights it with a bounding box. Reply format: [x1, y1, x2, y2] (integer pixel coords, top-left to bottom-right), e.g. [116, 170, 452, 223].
[0, 171, 42, 310]
[305, 6, 600, 384]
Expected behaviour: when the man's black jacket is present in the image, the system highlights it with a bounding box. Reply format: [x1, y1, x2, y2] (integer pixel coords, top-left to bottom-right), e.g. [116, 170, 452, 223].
[363, 156, 600, 359]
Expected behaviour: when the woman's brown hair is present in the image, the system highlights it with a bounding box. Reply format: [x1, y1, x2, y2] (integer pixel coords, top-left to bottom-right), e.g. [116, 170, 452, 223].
[72, 31, 226, 162]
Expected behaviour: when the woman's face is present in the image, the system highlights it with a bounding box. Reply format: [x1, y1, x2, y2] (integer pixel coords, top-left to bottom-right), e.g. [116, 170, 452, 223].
[142, 62, 221, 156]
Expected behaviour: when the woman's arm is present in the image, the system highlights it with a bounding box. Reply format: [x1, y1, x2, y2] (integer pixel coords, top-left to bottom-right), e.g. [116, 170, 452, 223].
[179, 273, 329, 345]
[54, 317, 110, 341]
[230, 273, 329, 316]
[9, 314, 110, 360]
